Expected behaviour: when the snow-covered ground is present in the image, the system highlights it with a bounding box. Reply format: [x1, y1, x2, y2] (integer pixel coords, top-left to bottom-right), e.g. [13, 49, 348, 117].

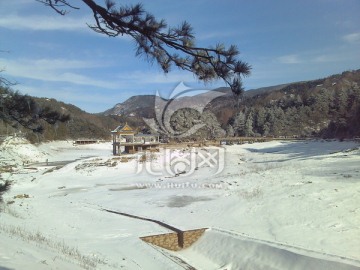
[0, 137, 360, 269]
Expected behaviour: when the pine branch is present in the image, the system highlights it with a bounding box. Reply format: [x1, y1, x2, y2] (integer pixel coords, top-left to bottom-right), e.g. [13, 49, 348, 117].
[37, 0, 251, 99]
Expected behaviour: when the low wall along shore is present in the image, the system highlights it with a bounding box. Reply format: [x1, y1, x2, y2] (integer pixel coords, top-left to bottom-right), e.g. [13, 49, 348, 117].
[140, 228, 207, 251]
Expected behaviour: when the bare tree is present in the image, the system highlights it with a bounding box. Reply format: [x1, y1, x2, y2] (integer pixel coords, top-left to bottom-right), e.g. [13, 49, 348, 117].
[36, 0, 251, 101]
[0, 70, 16, 87]
[0, 50, 16, 87]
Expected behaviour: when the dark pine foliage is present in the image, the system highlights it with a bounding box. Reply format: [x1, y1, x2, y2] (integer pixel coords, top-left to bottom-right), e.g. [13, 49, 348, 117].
[36, 0, 251, 101]
[0, 86, 70, 133]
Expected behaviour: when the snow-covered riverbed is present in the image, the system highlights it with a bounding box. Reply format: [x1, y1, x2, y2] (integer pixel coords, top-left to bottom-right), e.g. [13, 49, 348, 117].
[1, 138, 359, 269]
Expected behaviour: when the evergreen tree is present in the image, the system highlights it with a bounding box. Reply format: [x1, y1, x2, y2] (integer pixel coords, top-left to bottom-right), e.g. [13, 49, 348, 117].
[201, 111, 225, 139]
[232, 111, 246, 136]
[271, 107, 285, 136]
[244, 110, 254, 137]
[255, 107, 266, 135]
[37, 0, 251, 100]
[226, 125, 235, 137]
[263, 122, 271, 137]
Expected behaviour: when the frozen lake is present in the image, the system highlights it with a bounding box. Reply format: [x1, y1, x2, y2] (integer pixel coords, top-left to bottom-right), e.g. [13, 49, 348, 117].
[0, 138, 360, 269]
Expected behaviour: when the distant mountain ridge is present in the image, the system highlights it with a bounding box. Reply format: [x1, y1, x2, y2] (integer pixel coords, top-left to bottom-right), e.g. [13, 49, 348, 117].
[102, 83, 289, 118]
[103, 95, 156, 118]
[102, 69, 360, 139]
[2, 69, 359, 142]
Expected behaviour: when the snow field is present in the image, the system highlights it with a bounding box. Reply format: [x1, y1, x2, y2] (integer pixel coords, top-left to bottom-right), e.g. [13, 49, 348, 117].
[0, 138, 359, 269]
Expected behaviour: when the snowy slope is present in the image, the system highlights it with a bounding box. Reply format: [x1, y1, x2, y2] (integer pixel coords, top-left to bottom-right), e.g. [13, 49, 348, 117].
[0, 139, 359, 269]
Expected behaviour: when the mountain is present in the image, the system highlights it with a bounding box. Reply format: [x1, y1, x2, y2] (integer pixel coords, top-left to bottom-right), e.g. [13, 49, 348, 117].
[103, 95, 156, 118]
[0, 95, 122, 142]
[102, 83, 288, 118]
[102, 69, 360, 139]
[1, 69, 359, 142]
[33, 98, 124, 141]
[100, 82, 292, 134]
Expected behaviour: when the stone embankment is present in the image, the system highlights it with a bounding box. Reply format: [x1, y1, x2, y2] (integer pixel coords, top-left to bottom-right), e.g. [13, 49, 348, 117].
[103, 209, 206, 250]
[140, 228, 207, 251]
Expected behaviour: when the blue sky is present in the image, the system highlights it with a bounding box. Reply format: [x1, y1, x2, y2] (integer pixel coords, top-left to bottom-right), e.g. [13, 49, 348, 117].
[0, 0, 359, 113]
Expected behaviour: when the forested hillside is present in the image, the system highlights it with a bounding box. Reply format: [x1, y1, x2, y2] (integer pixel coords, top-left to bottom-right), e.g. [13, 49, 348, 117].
[102, 70, 360, 140]
[33, 98, 122, 141]
[0, 87, 122, 142]
[1, 69, 359, 142]
[224, 70, 360, 138]
[149, 69, 360, 140]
